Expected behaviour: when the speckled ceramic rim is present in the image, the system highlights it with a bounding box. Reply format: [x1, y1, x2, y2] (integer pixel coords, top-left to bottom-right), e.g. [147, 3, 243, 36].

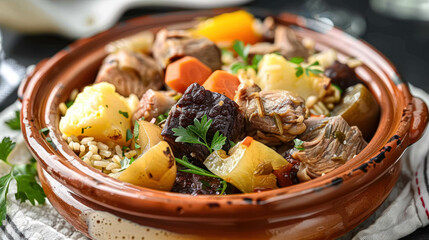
[20, 8, 428, 221]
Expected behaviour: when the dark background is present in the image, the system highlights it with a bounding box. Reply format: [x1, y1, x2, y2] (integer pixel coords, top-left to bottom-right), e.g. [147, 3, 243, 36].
[1, 0, 428, 238]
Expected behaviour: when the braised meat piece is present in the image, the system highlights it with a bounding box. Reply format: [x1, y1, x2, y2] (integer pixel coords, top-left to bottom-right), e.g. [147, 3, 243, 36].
[132, 90, 176, 122]
[248, 42, 281, 60]
[293, 116, 367, 179]
[171, 172, 223, 195]
[235, 84, 307, 145]
[152, 29, 222, 71]
[162, 83, 245, 164]
[95, 50, 163, 97]
[324, 61, 361, 90]
[261, 16, 276, 42]
[274, 25, 309, 59]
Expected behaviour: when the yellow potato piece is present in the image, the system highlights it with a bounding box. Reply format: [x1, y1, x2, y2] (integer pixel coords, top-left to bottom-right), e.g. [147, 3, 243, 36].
[59, 82, 135, 145]
[118, 141, 177, 191]
[256, 54, 329, 100]
[204, 137, 288, 193]
[135, 120, 163, 156]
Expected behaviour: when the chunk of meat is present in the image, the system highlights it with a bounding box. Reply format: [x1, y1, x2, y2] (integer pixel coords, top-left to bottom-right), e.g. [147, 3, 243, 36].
[293, 116, 367, 179]
[324, 61, 361, 90]
[261, 16, 276, 42]
[95, 50, 163, 97]
[235, 84, 307, 145]
[274, 25, 309, 59]
[162, 83, 245, 165]
[248, 42, 281, 60]
[132, 90, 176, 122]
[152, 29, 222, 71]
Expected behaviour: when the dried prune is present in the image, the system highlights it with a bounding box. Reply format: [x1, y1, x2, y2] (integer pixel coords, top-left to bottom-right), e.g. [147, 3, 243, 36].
[162, 83, 245, 164]
[324, 61, 361, 91]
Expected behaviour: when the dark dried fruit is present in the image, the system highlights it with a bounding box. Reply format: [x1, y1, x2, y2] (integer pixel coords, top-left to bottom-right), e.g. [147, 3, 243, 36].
[171, 171, 223, 195]
[324, 61, 361, 91]
[162, 83, 245, 164]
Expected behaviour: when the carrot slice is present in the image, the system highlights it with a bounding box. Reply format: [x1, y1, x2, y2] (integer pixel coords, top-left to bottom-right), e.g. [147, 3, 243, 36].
[202, 70, 240, 99]
[241, 136, 253, 147]
[165, 56, 212, 93]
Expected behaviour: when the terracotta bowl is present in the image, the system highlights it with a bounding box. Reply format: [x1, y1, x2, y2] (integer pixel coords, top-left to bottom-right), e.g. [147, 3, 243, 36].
[20, 8, 428, 239]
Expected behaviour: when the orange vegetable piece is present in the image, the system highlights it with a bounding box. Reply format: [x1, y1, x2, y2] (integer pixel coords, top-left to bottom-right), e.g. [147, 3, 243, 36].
[193, 10, 261, 45]
[202, 70, 240, 99]
[241, 136, 253, 147]
[165, 56, 212, 93]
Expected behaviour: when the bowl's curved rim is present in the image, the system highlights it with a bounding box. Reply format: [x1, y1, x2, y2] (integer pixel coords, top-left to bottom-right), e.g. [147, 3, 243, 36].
[20, 8, 419, 219]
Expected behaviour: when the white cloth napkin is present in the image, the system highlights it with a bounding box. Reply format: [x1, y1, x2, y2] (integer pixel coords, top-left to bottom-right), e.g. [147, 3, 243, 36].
[0, 85, 428, 240]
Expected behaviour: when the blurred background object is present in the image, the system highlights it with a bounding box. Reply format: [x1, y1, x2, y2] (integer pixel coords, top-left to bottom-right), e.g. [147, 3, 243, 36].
[371, 0, 429, 21]
[298, 0, 367, 37]
[0, 0, 252, 38]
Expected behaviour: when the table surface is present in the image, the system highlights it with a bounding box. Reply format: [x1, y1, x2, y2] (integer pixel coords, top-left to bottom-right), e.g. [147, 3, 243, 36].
[1, 0, 428, 238]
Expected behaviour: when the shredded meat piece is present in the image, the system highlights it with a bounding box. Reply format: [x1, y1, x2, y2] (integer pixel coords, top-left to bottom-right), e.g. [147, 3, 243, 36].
[274, 25, 309, 59]
[261, 16, 276, 42]
[293, 116, 367, 179]
[95, 50, 163, 97]
[235, 83, 307, 145]
[152, 29, 222, 71]
[248, 42, 281, 60]
[132, 90, 176, 122]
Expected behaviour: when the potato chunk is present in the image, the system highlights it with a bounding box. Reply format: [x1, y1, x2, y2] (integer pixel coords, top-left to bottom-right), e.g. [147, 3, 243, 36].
[256, 54, 329, 100]
[118, 141, 177, 191]
[204, 137, 289, 193]
[59, 82, 137, 145]
[135, 120, 163, 155]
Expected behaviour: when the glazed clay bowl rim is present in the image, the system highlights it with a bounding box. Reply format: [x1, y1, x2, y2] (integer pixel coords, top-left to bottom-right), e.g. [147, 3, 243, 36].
[20, 8, 428, 220]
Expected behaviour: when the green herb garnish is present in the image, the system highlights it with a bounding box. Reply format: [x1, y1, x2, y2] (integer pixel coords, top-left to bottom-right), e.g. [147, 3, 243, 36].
[156, 112, 169, 124]
[293, 138, 305, 151]
[39, 128, 50, 136]
[175, 156, 228, 195]
[229, 140, 237, 148]
[0, 137, 46, 225]
[119, 157, 135, 172]
[199, 179, 211, 188]
[331, 83, 343, 94]
[290, 57, 323, 77]
[81, 126, 91, 134]
[65, 100, 74, 108]
[5, 111, 20, 130]
[230, 40, 263, 74]
[126, 128, 133, 142]
[122, 146, 130, 152]
[118, 110, 129, 118]
[133, 120, 141, 149]
[172, 115, 226, 153]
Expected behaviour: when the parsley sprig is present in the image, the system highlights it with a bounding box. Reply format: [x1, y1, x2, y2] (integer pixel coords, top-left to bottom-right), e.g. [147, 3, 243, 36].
[175, 156, 227, 195]
[0, 137, 46, 225]
[5, 111, 20, 130]
[119, 157, 135, 172]
[230, 40, 263, 74]
[293, 138, 305, 151]
[290, 57, 323, 77]
[172, 115, 226, 154]
[172, 115, 229, 194]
